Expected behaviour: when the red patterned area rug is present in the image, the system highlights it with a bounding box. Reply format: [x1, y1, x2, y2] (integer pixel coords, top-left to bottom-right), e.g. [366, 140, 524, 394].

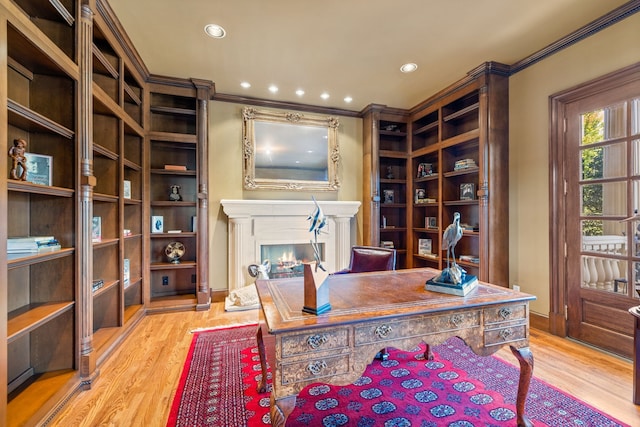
[167, 324, 629, 427]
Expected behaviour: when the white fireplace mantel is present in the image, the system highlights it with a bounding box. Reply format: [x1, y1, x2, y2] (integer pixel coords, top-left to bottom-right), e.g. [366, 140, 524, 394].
[221, 199, 361, 292]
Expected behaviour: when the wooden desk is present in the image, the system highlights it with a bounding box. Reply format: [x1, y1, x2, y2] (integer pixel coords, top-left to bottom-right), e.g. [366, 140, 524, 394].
[256, 268, 536, 427]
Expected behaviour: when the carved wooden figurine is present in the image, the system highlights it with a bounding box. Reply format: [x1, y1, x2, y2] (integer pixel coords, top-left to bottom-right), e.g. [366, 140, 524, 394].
[8, 138, 27, 181]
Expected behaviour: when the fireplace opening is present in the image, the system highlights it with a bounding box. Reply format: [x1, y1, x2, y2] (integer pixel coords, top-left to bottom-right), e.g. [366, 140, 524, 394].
[260, 243, 325, 279]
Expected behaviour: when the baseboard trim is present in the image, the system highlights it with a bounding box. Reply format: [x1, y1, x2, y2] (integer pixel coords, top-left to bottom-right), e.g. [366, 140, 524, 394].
[530, 312, 549, 333]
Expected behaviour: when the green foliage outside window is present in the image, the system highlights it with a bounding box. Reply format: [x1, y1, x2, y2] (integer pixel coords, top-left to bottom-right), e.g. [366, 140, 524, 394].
[581, 110, 604, 236]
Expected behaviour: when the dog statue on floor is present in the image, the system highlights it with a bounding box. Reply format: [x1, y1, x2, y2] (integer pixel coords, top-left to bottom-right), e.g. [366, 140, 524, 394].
[248, 259, 271, 280]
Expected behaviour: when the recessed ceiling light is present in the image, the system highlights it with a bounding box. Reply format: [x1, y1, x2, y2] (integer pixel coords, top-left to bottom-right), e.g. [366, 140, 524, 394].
[400, 63, 418, 73]
[269, 85, 278, 93]
[320, 92, 330, 100]
[240, 82, 251, 89]
[296, 89, 305, 96]
[344, 96, 353, 103]
[204, 24, 226, 39]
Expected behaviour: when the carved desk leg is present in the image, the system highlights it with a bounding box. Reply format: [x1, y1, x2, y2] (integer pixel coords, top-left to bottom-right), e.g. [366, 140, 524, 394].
[256, 326, 269, 393]
[510, 345, 534, 427]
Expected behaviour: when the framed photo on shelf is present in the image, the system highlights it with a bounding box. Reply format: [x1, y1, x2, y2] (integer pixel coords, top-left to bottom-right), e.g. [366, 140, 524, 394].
[460, 183, 476, 200]
[92, 217, 102, 242]
[123, 180, 132, 199]
[418, 238, 432, 255]
[25, 152, 52, 186]
[151, 215, 164, 233]
[383, 189, 394, 204]
[426, 217, 437, 229]
[416, 162, 433, 178]
[415, 188, 426, 203]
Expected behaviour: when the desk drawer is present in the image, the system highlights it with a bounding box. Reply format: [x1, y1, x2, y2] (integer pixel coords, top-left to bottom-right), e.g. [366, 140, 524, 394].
[280, 354, 350, 385]
[484, 324, 527, 346]
[354, 311, 481, 345]
[484, 304, 527, 326]
[280, 328, 349, 357]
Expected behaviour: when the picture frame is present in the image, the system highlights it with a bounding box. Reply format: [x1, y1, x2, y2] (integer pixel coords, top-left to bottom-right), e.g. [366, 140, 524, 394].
[383, 189, 394, 204]
[25, 152, 52, 186]
[426, 217, 437, 229]
[416, 162, 433, 178]
[414, 188, 426, 203]
[418, 238, 432, 255]
[123, 180, 132, 199]
[151, 215, 164, 233]
[123, 258, 130, 288]
[192, 216, 197, 233]
[92, 217, 102, 242]
[460, 183, 476, 200]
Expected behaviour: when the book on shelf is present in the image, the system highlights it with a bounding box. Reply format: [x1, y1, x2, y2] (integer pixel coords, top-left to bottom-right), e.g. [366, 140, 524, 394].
[454, 158, 477, 170]
[7, 244, 61, 259]
[164, 164, 187, 171]
[380, 240, 394, 249]
[167, 230, 182, 233]
[7, 236, 57, 251]
[92, 279, 104, 293]
[459, 255, 480, 264]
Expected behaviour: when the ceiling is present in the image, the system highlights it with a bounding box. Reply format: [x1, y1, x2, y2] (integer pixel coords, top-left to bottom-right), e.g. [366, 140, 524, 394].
[108, 0, 631, 112]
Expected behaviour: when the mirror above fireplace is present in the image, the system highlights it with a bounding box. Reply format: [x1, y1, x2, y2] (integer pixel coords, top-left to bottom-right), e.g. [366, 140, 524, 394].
[242, 107, 340, 191]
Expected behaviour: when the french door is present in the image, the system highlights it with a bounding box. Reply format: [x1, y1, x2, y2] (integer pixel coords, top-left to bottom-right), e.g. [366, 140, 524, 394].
[557, 71, 640, 358]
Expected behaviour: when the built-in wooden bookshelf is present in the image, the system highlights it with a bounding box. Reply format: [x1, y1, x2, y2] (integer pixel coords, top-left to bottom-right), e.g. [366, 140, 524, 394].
[1, 0, 151, 424]
[363, 63, 510, 287]
[146, 77, 211, 312]
[3, 1, 79, 425]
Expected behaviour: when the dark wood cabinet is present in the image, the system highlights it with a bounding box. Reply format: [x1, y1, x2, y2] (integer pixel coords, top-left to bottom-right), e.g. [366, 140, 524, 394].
[363, 63, 510, 287]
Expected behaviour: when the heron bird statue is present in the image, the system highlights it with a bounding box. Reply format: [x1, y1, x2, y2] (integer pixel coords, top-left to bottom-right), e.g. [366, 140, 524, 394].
[440, 212, 464, 284]
[307, 196, 327, 272]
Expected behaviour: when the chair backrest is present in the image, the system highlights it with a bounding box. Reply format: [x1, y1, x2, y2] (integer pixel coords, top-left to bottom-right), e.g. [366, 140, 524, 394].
[348, 245, 396, 273]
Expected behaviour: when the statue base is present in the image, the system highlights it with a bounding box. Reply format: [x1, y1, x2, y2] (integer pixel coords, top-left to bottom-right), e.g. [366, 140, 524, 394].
[426, 272, 478, 296]
[302, 262, 331, 315]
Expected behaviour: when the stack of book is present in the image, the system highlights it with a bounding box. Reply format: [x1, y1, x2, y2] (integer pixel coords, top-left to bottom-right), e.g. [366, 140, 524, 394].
[92, 279, 104, 293]
[7, 236, 61, 259]
[380, 241, 394, 249]
[454, 158, 477, 170]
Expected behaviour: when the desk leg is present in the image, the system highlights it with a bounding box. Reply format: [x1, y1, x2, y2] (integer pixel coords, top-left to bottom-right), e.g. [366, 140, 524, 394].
[510, 345, 534, 427]
[256, 326, 269, 393]
[634, 316, 640, 405]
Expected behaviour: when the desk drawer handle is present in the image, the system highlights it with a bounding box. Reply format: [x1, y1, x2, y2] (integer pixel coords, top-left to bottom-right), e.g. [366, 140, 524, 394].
[450, 314, 464, 327]
[499, 328, 514, 340]
[499, 307, 513, 319]
[307, 334, 328, 350]
[375, 324, 393, 339]
[307, 360, 327, 376]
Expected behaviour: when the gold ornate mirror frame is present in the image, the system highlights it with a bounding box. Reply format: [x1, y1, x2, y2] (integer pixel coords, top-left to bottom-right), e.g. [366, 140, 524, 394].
[242, 107, 340, 191]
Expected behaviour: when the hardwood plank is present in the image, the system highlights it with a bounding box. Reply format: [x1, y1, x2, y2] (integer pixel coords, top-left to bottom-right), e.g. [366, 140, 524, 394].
[50, 304, 640, 426]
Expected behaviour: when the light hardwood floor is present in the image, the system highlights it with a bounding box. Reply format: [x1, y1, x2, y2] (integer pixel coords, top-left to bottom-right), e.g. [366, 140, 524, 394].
[51, 303, 640, 426]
